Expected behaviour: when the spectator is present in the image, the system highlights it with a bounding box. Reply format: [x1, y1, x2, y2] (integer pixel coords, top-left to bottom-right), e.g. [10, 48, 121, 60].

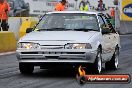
[110, 7, 115, 27]
[0, 0, 10, 31]
[97, 0, 106, 11]
[55, 0, 67, 11]
[110, 7, 115, 18]
[79, 0, 90, 11]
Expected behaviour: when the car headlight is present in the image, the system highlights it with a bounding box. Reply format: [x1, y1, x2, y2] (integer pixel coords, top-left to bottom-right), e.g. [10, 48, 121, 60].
[64, 43, 92, 49]
[17, 43, 40, 49]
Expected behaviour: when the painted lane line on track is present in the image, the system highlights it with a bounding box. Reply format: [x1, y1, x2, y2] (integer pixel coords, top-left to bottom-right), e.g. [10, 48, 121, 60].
[0, 51, 16, 56]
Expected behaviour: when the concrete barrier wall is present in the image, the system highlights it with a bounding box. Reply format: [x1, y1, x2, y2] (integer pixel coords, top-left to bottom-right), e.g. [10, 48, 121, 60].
[0, 32, 17, 53]
[119, 21, 132, 34]
[8, 18, 22, 40]
[8, 17, 39, 40]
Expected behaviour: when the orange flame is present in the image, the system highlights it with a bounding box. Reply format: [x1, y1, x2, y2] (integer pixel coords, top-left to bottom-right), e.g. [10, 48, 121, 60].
[78, 65, 86, 76]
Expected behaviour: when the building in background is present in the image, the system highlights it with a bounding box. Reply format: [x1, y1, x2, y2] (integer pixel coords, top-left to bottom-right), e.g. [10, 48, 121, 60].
[7, 0, 29, 17]
[24, 0, 121, 16]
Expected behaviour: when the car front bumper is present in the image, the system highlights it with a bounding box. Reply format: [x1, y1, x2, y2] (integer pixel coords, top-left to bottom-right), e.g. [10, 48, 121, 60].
[16, 49, 97, 64]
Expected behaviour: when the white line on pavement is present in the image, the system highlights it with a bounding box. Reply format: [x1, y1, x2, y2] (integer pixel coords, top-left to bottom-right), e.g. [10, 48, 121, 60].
[0, 52, 16, 56]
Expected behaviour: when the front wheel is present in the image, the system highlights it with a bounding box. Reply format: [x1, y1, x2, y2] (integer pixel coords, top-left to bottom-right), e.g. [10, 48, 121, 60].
[19, 63, 34, 74]
[92, 48, 102, 74]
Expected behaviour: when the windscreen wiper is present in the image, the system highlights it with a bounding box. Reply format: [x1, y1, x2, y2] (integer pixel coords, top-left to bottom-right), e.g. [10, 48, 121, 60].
[39, 28, 72, 31]
[49, 28, 67, 31]
[36, 29, 47, 31]
[73, 28, 98, 32]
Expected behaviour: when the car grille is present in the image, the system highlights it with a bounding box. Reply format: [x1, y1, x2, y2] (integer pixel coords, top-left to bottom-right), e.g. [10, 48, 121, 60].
[20, 51, 86, 60]
[21, 52, 85, 55]
[40, 45, 64, 49]
[19, 45, 86, 59]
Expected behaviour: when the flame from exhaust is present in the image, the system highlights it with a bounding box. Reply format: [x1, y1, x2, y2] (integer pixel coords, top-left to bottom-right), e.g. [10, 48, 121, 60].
[78, 65, 86, 76]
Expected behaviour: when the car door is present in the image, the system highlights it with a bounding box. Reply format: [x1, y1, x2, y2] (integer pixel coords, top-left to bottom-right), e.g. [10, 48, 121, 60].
[98, 14, 117, 62]
[102, 15, 120, 55]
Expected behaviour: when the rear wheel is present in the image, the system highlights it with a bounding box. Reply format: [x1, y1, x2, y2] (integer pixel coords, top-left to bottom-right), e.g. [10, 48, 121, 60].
[105, 47, 119, 70]
[19, 63, 34, 74]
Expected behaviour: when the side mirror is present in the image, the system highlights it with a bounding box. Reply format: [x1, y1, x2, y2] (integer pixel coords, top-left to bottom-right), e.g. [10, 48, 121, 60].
[102, 27, 111, 34]
[26, 28, 33, 33]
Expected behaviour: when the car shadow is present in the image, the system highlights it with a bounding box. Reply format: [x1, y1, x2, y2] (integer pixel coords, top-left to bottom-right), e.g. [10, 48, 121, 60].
[22, 67, 77, 78]
[20, 67, 121, 78]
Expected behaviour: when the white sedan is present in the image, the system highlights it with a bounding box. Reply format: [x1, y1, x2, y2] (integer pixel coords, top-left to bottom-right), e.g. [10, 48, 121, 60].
[16, 11, 120, 74]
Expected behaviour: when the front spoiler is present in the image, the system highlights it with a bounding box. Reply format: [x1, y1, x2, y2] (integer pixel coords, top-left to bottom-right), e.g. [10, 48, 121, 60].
[18, 59, 93, 63]
[16, 49, 97, 63]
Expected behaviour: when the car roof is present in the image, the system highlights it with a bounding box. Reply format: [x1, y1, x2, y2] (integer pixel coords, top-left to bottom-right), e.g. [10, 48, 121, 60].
[47, 11, 101, 15]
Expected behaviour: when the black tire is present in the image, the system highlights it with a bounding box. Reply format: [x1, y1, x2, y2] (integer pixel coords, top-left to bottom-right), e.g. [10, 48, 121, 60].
[105, 47, 119, 70]
[19, 63, 34, 74]
[92, 48, 102, 74]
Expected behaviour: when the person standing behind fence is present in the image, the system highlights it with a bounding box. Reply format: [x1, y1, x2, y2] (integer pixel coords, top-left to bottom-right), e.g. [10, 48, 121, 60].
[0, 0, 10, 31]
[110, 7, 115, 27]
[110, 7, 115, 18]
[97, 0, 106, 11]
[55, 0, 67, 11]
[79, 0, 90, 11]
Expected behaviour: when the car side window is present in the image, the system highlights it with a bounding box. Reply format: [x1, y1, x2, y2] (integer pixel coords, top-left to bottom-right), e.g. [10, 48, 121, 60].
[101, 16, 109, 26]
[98, 15, 116, 34]
[98, 16, 106, 30]
[101, 15, 116, 33]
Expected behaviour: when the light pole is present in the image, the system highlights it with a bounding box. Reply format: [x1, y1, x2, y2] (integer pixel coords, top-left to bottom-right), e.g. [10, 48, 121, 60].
[75, 0, 78, 10]
[113, 0, 120, 32]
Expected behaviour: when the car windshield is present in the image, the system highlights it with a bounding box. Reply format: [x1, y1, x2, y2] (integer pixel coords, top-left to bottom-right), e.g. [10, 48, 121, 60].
[35, 13, 99, 31]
